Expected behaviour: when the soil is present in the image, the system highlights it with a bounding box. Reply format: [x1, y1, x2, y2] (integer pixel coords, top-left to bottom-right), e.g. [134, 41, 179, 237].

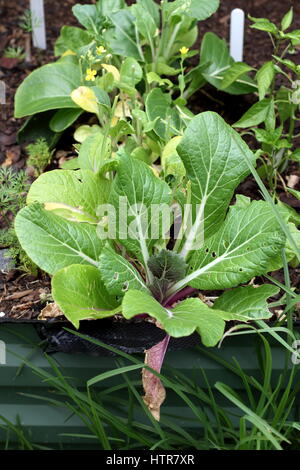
[1, 0, 300, 321]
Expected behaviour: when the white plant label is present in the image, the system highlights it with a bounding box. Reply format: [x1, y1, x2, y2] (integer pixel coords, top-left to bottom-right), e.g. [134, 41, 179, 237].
[30, 0, 46, 50]
[230, 8, 245, 62]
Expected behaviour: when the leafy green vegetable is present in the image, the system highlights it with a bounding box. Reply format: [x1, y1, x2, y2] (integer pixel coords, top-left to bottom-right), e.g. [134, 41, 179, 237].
[177, 112, 256, 241]
[15, 203, 104, 274]
[52, 264, 120, 328]
[213, 284, 279, 320]
[14, 63, 81, 117]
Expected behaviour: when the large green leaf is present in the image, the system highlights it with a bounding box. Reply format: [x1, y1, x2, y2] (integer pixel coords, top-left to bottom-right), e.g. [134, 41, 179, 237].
[136, 0, 160, 26]
[182, 201, 285, 291]
[186, 0, 219, 20]
[163, 0, 219, 21]
[15, 204, 103, 274]
[123, 289, 228, 346]
[99, 244, 148, 296]
[131, 4, 157, 43]
[72, 4, 103, 34]
[213, 284, 279, 320]
[105, 10, 142, 60]
[14, 62, 81, 118]
[177, 112, 256, 246]
[52, 264, 120, 328]
[108, 153, 172, 265]
[26, 169, 110, 222]
[200, 32, 255, 95]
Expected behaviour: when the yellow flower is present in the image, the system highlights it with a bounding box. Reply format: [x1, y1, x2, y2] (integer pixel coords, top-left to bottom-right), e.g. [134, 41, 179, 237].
[179, 46, 189, 56]
[96, 45, 107, 55]
[70, 86, 98, 115]
[85, 68, 97, 81]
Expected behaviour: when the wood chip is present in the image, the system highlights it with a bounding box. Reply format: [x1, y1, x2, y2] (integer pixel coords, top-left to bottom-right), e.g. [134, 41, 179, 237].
[5, 289, 34, 300]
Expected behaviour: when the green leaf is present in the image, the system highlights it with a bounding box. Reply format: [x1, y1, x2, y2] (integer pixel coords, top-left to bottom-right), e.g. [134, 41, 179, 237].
[72, 4, 102, 34]
[105, 10, 142, 60]
[98, 0, 125, 16]
[200, 33, 255, 95]
[120, 57, 143, 88]
[99, 244, 148, 296]
[281, 8, 293, 31]
[60, 158, 80, 170]
[156, 63, 181, 76]
[78, 131, 112, 174]
[131, 4, 157, 42]
[289, 149, 300, 163]
[284, 29, 300, 42]
[235, 194, 251, 208]
[14, 62, 81, 118]
[148, 249, 187, 282]
[213, 284, 279, 320]
[161, 136, 185, 179]
[233, 98, 273, 128]
[146, 88, 179, 140]
[249, 16, 278, 34]
[256, 61, 274, 100]
[108, 153, 172, 264]
[163, 0, 219, 21]
[276, 87, 292, 123]
[186, 0, 219, 21]
[26, 169, 110, 222]
[287, 187, 300, 200]
[220, 62, 253, 90]
[177, 112, 256, 240]
[52, 264, 119, 328]
[186, 201, 285, 291]
[49, 108, 83, 132]
[136, 0, 160, 26]
[277, 199, 300, 226]
[74, 124, 101, 143]
[146, 72, 173, 88]
[15, 204, 104, 275]
[122, 289, 226, 346]
[54, 26, 91, 56]
[91, 86, 111, 109]
[109, 119, 134, 141]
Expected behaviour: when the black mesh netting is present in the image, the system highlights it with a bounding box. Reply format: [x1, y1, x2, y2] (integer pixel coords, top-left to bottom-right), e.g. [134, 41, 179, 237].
[0, 317, 200, 356]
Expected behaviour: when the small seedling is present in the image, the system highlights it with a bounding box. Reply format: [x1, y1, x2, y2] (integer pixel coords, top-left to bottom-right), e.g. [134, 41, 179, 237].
[4, 46, 25, 61]
[26, 138, 54, 176]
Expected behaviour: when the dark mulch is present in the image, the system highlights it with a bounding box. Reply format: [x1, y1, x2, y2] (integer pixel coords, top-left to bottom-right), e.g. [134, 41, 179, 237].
[1, 0, 300, 320]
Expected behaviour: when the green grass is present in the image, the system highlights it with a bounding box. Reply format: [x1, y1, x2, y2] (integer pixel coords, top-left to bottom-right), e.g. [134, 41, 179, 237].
[1, 328, 299, 451]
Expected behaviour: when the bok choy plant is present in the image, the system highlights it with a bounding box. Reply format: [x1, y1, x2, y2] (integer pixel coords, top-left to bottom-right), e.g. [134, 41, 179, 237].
[15, 111, 297, 418]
